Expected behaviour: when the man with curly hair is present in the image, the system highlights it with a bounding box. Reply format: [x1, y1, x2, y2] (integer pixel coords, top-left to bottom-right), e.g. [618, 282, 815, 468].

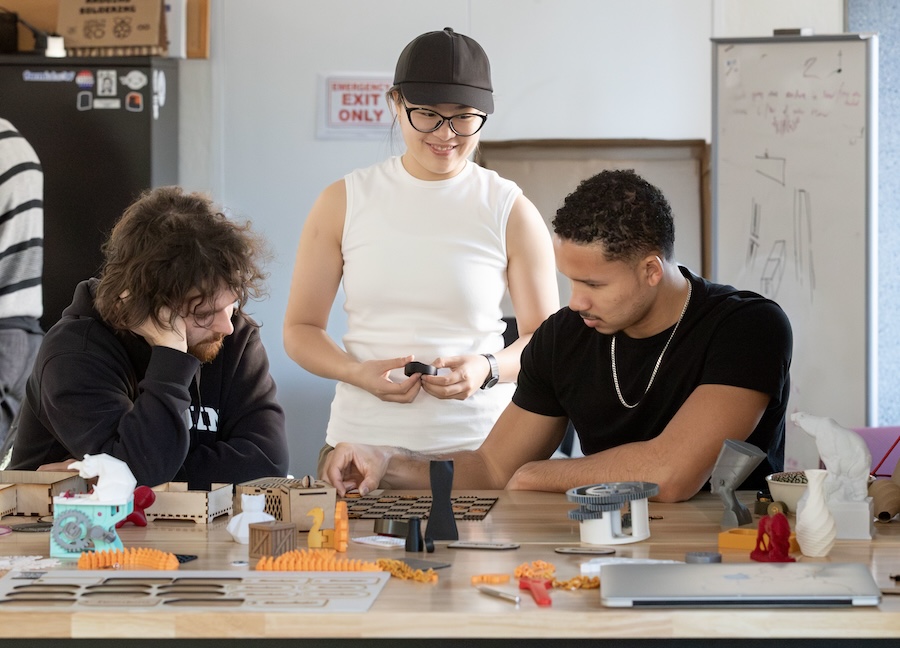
[323, 170, 792, 502]
[10, 186, 289, 487]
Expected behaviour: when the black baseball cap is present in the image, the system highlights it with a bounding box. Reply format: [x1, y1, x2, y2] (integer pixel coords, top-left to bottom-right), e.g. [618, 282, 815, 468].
[393, 27, 494, 114]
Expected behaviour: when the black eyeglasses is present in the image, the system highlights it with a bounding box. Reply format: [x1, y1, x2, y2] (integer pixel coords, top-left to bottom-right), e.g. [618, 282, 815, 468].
[401, 100, 487, 137]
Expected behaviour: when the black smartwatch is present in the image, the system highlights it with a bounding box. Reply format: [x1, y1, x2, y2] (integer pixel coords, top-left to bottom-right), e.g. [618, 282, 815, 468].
[480, 353, 499, 390]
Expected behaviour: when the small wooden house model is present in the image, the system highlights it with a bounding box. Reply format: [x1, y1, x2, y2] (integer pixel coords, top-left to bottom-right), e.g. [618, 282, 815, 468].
[236, 477, 336, 531]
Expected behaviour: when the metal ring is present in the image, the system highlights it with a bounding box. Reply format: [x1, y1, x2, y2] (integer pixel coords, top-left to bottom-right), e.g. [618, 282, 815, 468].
[374, 519, 409, 538]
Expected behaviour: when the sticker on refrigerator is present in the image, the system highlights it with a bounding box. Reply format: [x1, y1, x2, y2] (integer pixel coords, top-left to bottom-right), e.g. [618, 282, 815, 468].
[120, 70, 148, 90]
[75, 71, 94, 89]
[94, 98, 121, 110]
[125, 92, 143, 112]
[152, 69, 166, 120]
[76, 91, 92, 111]
[22, 70, 75, 83]
[97, 70, 117, 97]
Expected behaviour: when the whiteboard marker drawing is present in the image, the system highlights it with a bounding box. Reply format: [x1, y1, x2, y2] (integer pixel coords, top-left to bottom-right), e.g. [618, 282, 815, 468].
[760, 240, 785, 297]
[747, 199, 761, 265]
[754, 150, 786, 185]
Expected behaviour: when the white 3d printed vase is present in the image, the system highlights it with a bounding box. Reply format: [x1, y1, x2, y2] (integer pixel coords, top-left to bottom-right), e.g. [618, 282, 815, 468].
[795, 469, 837, 557]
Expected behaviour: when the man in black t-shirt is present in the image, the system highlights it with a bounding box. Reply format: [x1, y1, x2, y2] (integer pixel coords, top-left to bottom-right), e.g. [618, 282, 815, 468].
[322, 170, 792, 502]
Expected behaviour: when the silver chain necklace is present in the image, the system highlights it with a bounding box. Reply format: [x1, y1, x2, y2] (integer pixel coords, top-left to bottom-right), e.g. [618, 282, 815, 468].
[611, 282, 692, 409]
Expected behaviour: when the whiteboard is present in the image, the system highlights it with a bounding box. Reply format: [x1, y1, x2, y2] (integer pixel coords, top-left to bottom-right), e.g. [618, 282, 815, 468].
[711, 35, 878, 469]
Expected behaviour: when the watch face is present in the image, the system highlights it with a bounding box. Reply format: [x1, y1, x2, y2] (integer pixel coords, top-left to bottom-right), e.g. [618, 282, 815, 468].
[483, 377, 499, 389]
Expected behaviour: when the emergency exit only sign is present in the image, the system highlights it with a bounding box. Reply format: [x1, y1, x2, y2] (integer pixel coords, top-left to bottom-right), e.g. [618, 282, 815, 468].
[318, 74, 393, 140]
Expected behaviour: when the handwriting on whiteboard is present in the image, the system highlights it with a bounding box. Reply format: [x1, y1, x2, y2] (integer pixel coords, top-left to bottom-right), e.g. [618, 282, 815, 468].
[724, 51, 864, 137]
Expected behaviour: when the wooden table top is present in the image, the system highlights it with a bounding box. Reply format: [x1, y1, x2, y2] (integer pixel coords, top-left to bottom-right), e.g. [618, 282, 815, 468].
[1, 489, 899, 641]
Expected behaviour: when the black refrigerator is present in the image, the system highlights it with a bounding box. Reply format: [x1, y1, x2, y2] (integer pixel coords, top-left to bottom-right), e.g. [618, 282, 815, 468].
[0, 55, 178, 331]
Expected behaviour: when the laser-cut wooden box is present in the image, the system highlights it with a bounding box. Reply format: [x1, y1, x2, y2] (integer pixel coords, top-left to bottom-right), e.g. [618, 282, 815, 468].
[0, 484, 16, 518]
[145, 482, 233, 524]
[248, 520, 297, 561]
[0, 470, 89, 517]
[236, 477, 336, 532]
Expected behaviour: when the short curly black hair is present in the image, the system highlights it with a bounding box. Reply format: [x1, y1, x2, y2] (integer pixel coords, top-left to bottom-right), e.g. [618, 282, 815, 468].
[552, 169, 675, 263]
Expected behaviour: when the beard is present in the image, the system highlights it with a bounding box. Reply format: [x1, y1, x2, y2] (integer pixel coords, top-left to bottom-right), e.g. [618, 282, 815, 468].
[187, 334, 225, 363]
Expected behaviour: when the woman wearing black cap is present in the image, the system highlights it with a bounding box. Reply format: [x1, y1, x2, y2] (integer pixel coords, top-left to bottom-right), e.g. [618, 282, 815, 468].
[285, 28, 558, 473]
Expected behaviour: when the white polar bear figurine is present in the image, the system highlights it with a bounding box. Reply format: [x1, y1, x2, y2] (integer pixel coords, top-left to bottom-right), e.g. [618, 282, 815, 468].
[791, 412, 871, 502]
[67, 453, 137, 503]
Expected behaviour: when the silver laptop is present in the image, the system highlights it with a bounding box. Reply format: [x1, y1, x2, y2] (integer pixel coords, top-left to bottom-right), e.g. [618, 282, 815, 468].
[601, 562, 881, 608]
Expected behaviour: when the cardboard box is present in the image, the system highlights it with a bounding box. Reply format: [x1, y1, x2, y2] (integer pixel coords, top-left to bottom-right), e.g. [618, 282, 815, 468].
[0, 470, 89, 517]
[146, 482, 232, 524]
[57, 0, 167, 56]
[2, 0, 207, 57]
[236, 478, 336, 532]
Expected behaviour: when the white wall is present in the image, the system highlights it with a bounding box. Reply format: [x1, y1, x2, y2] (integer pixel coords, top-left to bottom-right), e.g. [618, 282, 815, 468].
[177, 0, 843, 478]
[713, 0, 843, 38]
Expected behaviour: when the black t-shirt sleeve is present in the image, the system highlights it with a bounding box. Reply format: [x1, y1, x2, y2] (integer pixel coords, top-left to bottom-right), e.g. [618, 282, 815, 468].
[513, 313, 569, 418]
[700, 299, 792, 396]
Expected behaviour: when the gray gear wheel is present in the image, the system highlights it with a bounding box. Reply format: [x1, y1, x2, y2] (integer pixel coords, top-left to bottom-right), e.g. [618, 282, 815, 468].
[51, 509, 92, 552]
[566, 482, 659, 506]
[568, 508, 617, 521]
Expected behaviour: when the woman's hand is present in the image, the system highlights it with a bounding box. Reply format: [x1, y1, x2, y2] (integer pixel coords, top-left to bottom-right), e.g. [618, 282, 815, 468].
[419, 354, 491, 400]
[351, 355, 422, 403]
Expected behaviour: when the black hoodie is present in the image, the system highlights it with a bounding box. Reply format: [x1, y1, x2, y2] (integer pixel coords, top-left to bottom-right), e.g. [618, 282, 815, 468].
[10, 279, 289, 487]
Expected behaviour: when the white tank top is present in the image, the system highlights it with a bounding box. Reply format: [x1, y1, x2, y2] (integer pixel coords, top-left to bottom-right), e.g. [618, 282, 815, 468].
[325, 156, 520, 452]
